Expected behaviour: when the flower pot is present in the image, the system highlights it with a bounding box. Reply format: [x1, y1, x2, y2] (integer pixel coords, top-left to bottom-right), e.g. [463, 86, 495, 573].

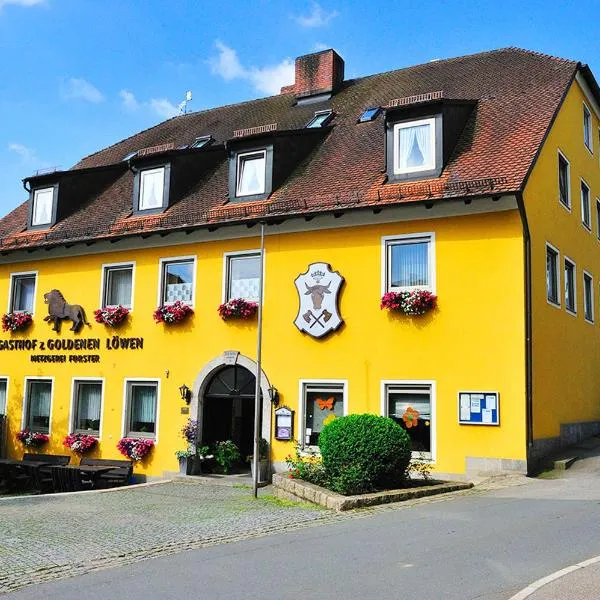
[250, 459, 270, 484]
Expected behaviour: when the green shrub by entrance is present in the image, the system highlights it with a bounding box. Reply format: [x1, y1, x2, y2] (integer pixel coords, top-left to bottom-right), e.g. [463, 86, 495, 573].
[319, 414, 412, 495]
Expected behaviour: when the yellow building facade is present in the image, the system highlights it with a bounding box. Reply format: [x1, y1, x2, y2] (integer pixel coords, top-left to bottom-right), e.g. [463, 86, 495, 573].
[0, 48, 598, 478]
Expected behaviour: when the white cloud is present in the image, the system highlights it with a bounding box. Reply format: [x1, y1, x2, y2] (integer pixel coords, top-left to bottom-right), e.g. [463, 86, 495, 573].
[60, 77, 104, 103]
[294, 3, 338, 28]
[209, 41, 294, 96]
[119, 89, 180, 119]
[119, 89, 139, 110]
[0, 0, 44, 11]
[313, 41, 330, 51]
[8, 143, 36, 162]
[149, 98, 179, 119]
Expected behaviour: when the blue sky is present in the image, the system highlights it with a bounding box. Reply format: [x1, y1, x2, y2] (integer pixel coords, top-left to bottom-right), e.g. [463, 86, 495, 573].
[1, 0, 599, 217]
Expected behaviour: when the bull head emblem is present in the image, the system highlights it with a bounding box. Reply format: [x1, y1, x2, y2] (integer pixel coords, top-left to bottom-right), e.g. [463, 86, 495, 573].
[304, 281, 331, 310]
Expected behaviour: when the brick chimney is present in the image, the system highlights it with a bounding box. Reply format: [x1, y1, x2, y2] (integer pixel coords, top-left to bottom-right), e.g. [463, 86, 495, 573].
[281, 49, 345, 98]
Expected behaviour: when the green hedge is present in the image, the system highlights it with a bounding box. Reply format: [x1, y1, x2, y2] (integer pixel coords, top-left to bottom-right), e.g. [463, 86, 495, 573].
[319, 414, 412, 495]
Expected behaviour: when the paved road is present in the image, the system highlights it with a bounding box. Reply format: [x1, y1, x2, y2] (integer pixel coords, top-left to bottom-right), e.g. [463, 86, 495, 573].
[4, 465, 600, 600]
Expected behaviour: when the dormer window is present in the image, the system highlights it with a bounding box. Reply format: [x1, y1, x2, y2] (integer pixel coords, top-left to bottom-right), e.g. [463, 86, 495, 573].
[386, 114, 442, 182]
[306, 110, 333, 128]
[29, 185, 58, 229]
[134, 165, 170, 214]
[236, 150, 266, 197]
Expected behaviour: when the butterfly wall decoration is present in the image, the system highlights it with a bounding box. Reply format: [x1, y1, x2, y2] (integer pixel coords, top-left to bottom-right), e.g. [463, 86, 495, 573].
[316, 396, 335, 410]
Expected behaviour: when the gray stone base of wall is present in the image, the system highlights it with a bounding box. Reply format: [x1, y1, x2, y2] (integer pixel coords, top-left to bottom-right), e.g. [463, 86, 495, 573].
[465, 457, 528, 478]
[272, 473, 473, 511]
[529, 420, 600, 472]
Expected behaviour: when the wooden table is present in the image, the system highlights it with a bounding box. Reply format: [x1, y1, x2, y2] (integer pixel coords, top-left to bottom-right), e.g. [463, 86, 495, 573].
[55, 465, 115, 491]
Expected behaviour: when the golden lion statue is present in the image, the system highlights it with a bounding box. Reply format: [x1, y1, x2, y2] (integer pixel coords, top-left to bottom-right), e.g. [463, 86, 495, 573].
[43, 289, 89, 333]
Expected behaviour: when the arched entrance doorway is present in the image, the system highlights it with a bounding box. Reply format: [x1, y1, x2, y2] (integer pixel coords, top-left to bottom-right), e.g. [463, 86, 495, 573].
[202, 365, 261, 460]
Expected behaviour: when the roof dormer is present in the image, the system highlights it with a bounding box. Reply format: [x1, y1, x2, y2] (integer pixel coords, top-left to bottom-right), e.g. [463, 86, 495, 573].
[28, 184, 59, 229]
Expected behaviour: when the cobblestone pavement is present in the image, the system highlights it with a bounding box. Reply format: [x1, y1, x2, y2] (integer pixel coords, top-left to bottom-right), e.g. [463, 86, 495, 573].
[0, 477, 501, 595]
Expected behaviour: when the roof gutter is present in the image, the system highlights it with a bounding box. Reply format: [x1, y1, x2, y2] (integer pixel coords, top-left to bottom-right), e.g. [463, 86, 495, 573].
[516, 190, 533, 470]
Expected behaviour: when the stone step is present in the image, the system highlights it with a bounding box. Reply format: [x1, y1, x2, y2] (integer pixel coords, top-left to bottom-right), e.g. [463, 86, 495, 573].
[553, 456, 578, 470]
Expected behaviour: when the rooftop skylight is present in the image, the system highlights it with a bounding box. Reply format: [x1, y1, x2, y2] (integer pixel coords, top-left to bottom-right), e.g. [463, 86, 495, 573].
[190, 135, 213, 149]
[122, 150, 138, 161]
[305, 110, 333, 128]
[358, 107, 380, 123]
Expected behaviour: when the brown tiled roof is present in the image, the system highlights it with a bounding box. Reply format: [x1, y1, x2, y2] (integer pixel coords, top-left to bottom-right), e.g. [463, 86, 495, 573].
[0, 47, 580, 251]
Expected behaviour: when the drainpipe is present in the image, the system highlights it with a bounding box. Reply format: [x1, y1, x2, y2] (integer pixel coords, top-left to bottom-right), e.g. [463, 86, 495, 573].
[516, 191, 533, 469]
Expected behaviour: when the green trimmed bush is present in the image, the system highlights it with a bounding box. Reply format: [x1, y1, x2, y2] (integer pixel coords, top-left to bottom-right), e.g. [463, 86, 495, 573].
[319, 414, 412, 495]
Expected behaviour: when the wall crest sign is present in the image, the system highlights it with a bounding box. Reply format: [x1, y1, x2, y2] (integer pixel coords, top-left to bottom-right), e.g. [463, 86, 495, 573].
[294, 262, 344, 338]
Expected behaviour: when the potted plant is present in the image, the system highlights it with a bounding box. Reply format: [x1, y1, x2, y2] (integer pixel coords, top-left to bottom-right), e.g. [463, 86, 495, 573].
[117, 437, 154, 462]
[175, 445, 212, 475]
[15, 429, 49, 448]
[247, 437, 270, 483]
[153, 301, 193, 325]
[213, 440, 241, 474]
[380, 289, 437, 315]
[2, 311, 33, 332]
[217, 298, 259, 321]
[93, 305, 130, 327]
[63, 432, 98, 455]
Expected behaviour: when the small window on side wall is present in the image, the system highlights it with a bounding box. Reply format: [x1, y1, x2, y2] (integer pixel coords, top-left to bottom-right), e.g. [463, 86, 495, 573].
[583, 104, 593, 152]
[103, 264, 134, 309]
[583, 272, 594, 323]
[30, 186, 57, 228]
[225, 253, 261, 301]
[302, 382, 345, 447]
[581, 180, 591, 230]
[0, 378, 7, 415]
[558, 152, 570, 209]
[564, 258, 576, 314]
[384, 234, 434, 292]
[546, 244, 560, 306]
[125, 381, 158, 438]
[10, 273, 36, 313]
[160, 258, 195, 305]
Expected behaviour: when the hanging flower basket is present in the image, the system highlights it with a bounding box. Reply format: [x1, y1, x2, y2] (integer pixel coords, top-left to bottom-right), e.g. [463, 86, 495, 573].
[117, 437, 154, 461]
[380, 290, 437, 316]
[16, 429, 49, 448]
[2, 311, 33, 333]
[63, 433, 98, 454]
[153, 301, 193, 325]
[94, 305, 130, 327]
[218, 298, 258, 321]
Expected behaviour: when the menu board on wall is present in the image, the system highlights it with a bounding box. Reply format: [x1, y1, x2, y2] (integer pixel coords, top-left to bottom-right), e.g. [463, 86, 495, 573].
[458, 392, 499, 425]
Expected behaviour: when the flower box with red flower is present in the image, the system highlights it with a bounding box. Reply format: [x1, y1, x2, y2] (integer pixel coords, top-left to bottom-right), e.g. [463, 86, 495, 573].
[16, 429, 49, 447]
[93, 305, 130, 328]
[153, 301, 193, 325]
[117, 437, 154, 461]
[217, 298, 258, 321]
[63, 432, 98, 454]
[380, 289, 437, 316]
[2, 311, 33, 333]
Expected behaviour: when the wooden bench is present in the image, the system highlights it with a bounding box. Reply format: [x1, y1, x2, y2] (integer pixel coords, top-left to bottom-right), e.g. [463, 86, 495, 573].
[79, 458, 133, 488]
[21, 454, 71, 492]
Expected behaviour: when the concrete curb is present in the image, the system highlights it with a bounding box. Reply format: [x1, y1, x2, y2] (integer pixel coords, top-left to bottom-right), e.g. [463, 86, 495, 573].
[508, 555, 600, 600]
[272, 473, 473, 511]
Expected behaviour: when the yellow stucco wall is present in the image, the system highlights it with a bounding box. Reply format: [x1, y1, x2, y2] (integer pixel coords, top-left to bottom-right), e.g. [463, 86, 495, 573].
[525, 78, 600, 440]
[0, 209, 526, 476]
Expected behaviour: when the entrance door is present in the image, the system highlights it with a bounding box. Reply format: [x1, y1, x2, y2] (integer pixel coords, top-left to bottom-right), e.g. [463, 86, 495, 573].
[202, 365, 259, 461]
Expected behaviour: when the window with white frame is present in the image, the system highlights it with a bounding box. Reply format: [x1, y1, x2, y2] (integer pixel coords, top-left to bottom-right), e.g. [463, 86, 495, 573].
[10, 273, 36, 313]
[225, 253, 261, 301]
[160, 258, 194, 304]
[581, 180, 591, 230]
[236, 150, 266, 197]
[385, 383, 432, 458]
[393, 118, 436, 175]
[31, 187, 55, 227]
[125, 381, 158, 438]
[597, 199, 600, 240]
[558, 152, 570, 209]
[546, 244, 559, 305]
[302, 382, 345, 447]
[102, 264, 134, 308]
[584, 104, 593, 152]
[564, 258, 576, 314]
[584, 272, 594, 322]
[72, 380, 102, 435]
[0, 378, 7, 415]
[385, 234, 433, 292]
[24, 379, 52, 433]
[139, 167, 165, 211]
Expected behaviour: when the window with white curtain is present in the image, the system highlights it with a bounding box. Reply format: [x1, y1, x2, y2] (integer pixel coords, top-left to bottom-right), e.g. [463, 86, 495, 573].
[583, 104, 593, 152]
[226, 253, 261, 301]
[10, 273, 36, 313]
[385, 234, 433, 291]
[236, 151, 266, 197]
[24, 379, 52, 433]
[31, 187, 54, 226]
[385, 383, 432, 458]
[161, 258, 194, 304]
[393, 118, 436, 175]
[103, 264, 134, 308]
[0, 379, 7, 415]
[126, 381, 158, 438]
[72, 380, 102, 435]
[139, 167, 165, 210]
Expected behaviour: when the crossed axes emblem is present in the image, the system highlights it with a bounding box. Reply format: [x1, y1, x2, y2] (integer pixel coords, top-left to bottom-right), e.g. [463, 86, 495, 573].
[303, 309, 332, 328]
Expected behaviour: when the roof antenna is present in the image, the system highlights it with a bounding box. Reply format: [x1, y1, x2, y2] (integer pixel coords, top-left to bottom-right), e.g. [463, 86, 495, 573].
[178, 91, 192, 114]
